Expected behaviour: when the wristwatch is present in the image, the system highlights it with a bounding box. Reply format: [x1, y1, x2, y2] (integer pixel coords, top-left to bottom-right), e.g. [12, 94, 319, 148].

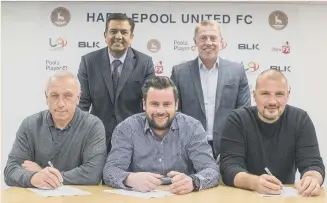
[190, 175, 201, 191]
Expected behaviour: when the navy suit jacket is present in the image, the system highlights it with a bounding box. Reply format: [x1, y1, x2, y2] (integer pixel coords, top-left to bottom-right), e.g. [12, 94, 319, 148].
[78, 47, 155, 150]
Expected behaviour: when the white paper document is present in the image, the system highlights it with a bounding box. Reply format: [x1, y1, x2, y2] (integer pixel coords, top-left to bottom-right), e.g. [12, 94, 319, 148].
[27, 186, 91, 197]
[104, 189, 175, 199]
[256, 187, 299, 197]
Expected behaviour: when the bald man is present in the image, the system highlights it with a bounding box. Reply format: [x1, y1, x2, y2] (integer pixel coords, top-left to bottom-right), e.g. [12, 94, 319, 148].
[4, 71, 107, 189]
[219, 69, 325, 197]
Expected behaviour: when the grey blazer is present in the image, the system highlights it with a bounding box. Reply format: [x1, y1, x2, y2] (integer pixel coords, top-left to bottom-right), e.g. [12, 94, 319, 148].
[77, 47, 155, 151]
[170, 57, 251, 155]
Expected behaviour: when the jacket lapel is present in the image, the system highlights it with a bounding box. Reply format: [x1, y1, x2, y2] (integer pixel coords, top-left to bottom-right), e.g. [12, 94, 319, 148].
[115, 48, 135, 100]
[215, 58, 227, 113]
[189, 58, 206, 116]
[100, 48, 115, 104]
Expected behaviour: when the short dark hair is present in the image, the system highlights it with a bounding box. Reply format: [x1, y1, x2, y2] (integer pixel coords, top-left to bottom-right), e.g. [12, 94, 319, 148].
[105, 13, 135, 34]
[142, 76, 179, 102]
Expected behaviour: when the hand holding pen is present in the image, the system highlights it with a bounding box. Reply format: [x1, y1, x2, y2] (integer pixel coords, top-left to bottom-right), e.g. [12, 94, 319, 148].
[48, 161, 64, 186]
[254, 167, 284, 195]
[29, 161, 63, 189]
[265, 167, 284, 191]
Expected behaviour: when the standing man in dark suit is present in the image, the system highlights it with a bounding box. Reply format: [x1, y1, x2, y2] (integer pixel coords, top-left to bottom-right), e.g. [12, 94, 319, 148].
[78, 13, 155, 152]
[170, 20, 251, 158]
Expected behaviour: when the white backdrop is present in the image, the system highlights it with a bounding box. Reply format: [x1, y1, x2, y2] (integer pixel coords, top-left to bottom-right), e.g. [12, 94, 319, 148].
[2, 1, 327, 188]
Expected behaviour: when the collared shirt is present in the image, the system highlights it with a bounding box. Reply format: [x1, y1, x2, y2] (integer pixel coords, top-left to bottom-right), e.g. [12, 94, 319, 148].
[103, 112, 220, 191]
[108, 49, 127, 77]
[4, 107, 107, 187]
[198, 57, 220, 141]
[46, 109, 76, 147]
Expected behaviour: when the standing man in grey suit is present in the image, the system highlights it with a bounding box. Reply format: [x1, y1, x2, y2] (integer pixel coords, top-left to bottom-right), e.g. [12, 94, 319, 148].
[170, 20, 251, 158]
[78, 13, 155, 152]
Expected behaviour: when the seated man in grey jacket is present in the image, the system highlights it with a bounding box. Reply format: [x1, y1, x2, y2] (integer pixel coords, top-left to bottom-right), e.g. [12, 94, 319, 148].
[103, 76, 219, 195]
[4, 71, 107, 189]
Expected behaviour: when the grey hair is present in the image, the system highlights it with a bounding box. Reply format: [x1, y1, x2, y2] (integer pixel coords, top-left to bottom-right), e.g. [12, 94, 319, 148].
[194, 20, 223, 39]
[45, 71, 81, 95]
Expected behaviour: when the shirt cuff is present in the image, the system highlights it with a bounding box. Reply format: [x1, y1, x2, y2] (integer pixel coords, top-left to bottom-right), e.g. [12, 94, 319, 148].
[223, 166, 248, 187]
[120, 172, 132, 189]
[23, 171, 38, 188]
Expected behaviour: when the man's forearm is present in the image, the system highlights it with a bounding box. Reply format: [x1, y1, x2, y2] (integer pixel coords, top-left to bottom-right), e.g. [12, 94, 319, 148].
[103, 165, 131, 189]
[234, 172, 259, 191]
[196, 168, 220, 190]
[62, 163, 104, 185]
[303, 170, 323, 185]
[4, 165, 36, 187]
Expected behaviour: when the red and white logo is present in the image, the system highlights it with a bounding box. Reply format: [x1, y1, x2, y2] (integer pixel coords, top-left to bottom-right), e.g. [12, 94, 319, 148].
[272, 41, 290, 54]
[242, 62, 259, 73]
[155, 61, 164, 75]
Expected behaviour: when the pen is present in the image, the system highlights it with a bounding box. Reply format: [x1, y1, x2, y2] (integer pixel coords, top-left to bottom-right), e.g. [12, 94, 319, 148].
[48, 161, 54, 168]
[264, 167, 273, 176]
[48, 161, 63, 186]
[264, 167, 284, 192]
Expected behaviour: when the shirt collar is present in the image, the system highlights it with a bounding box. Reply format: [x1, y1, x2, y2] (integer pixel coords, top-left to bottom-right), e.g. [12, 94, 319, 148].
[143, 112, 179, 134]
[46, 107, 80, 129]
[198, 56, 220, 70]
[108, 49, 127, 65]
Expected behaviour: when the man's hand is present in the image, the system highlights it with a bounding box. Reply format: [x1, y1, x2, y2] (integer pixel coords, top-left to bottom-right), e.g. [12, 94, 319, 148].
[22, 160, 42, 172]
[168, 171, 194, 195]
[30, 167, 63, 189]
[124, 172, 163, 193]
[295, 176, 321, 197]
[254, 174, 283, 195]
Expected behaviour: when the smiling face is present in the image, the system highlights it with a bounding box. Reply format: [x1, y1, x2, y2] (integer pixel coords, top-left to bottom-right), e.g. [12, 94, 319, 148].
[104, 19, 134, 57]
[253, 73, 290, 123]
[194, 23, 222, 62]
[143, 87, 178, 132]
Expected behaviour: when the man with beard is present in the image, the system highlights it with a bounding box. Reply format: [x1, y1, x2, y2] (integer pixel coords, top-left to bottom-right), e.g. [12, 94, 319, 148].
[78, 13, 155, 153]
[220, 69, 325, 197]
[103, 76, 219, 194]
[170, 20, 251, 158]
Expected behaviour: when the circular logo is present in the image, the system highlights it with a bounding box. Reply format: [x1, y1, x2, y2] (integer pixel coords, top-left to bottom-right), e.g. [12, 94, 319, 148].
[247, 62, 259, 72]
[50, 7, 71, 27]
[147, 39, 161, 53]
[268, 10, 288, 30]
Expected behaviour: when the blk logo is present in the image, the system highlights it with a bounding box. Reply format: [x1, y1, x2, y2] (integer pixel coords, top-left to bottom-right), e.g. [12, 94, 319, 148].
[78, 42, 100, 48]
[270, 65, 291, 72]
[238, 44, 259, 50]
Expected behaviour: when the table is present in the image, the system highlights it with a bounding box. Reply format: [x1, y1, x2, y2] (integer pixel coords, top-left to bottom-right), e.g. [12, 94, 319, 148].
[2, 185, 326, 203]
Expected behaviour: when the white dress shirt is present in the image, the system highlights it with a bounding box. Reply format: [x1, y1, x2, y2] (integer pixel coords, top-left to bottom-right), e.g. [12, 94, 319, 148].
[198, 57, 219, 141]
